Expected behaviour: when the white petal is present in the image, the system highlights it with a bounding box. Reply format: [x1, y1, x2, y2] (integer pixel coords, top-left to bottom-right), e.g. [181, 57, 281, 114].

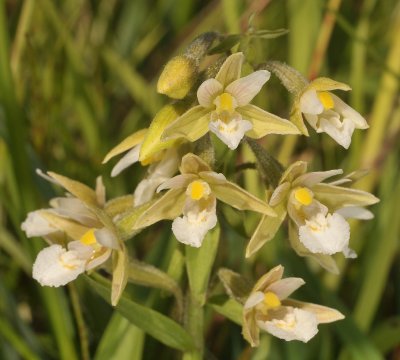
[258, 307, 318, 343]
[299, 212, 350, 255]
[293, 169, 343, 188]
[267, 278, 305, 300]
[244, 291, 265, 309]
[86, 248, 112, 270]
[111, 144, 141, 177]
[300, 90, 324, 115]
[156, 174, 197, 193]
[209, 117, 252, 150]
[225, 70, 270, 106]
[336, 206, 374, 220]
[147, 148, 179, 178]
[96, 176, 106, 206]
[50, 197, 98, 226]
[36, 169, 59, 185]
[197, 78, 223, 108]
[94, 228, 119, 249]
[134, 177, 166, 206]
[32, 245, 86, 287]
[172, 197, 217, 247]
[67, 240, 94, 259]
[318, 117, 355, 149]
[21, 211, 57, 237]
[331, 94, 368, 129]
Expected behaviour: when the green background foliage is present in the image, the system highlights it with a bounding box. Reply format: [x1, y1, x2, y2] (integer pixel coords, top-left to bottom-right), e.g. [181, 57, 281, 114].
[0, 0, 399, 359]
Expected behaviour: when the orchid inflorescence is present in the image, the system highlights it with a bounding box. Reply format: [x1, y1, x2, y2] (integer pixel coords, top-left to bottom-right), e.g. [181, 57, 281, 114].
[22, 32, 379, 347]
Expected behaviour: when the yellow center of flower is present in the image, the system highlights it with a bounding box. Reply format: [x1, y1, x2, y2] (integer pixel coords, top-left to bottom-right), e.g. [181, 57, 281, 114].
[216, 92, 234, 113]
[188, 180, 208, 200]
[80, 229, 97, 245]
[294, 187, 314, 206]
[318, 91, 334, 109]
[263, 291, 281, 309]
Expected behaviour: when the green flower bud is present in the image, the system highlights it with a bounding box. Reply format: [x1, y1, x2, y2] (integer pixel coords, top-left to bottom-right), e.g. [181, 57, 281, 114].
[157, 55, 197, 99]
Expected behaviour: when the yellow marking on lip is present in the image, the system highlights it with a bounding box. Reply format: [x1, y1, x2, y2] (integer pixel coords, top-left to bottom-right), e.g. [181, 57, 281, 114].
[264, 291, 281, 309]
[217, 92, 234, 113]
[318, 91, 334, 109]
[189, 181, 207, 200]
[80, 229, 97, 245]
[294, 187, 314, 206]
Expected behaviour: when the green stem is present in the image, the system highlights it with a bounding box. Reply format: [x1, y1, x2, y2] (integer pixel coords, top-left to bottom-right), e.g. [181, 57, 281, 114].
[183, 294, 204, 360]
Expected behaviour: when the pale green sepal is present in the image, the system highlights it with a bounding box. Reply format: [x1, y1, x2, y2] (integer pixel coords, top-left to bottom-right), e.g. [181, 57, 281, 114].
[179, 153, 211, 174]
[133, 189, 186, 229]
[102, 129, 147, 164]
[48, 172, 98, 207]
[156, 174, 198, 192]
[104, 195, 135, 219]
[186, 226, 220, 305]
[217, 268, 252, 304]
[293, 169, 343, 188]
[215, 52, 244, 87]
[111, 244, 129, 306]
[208, 295, 243, 326]
[210, 180, 276, 216]
[269, 182, 291, 207]
[114, 200, 155, 240]
[283, 299, 345, 323]
[246, 203, 287, 258]
[162, 106, 210, 142]
[290, 106, 309, 135]
[238, 105, 300, 139]
[308, 77, 351, 92]
[313, 183, 380, 211]
[128, 259, 183, 314]
[288, 221, 339, 274]
[279, 161, 307, 184]
[40, 211, 92, 240]
[139, 104, 185, 162]
[85, 275, 195, 351]
[253, 265, 284, 292]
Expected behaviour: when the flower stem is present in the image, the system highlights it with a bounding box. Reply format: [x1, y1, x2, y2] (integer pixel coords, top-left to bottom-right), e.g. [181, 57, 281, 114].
[183, 293, 204, 360]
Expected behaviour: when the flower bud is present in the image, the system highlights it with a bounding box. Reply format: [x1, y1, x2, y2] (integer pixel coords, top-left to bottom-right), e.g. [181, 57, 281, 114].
[157, 55, 197, 99]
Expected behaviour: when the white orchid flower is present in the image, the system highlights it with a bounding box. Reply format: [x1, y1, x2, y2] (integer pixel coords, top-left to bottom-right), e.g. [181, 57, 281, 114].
[163, 53, 300, 149]
[243, 265, 344, 346]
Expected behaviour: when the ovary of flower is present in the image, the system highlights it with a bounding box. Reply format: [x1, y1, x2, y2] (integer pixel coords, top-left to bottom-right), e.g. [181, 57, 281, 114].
[172, 180, 217, 247]
[300, 89, 368, 149]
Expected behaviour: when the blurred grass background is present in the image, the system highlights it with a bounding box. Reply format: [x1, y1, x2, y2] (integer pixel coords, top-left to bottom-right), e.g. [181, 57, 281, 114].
[0, 0, 400, 359]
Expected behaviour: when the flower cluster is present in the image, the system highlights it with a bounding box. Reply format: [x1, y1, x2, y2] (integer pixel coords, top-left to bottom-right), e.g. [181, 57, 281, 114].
[22, 38, 378, 347]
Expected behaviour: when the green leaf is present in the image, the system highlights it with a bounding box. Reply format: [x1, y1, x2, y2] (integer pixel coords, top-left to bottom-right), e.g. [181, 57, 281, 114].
[217, 268, 252, 303]
[85, 275, 195, 351]
[128, 259, 183, 313]
[208, 295, 243, 325]
[250, 28, 289, 39]
[185, 226, 220, 305]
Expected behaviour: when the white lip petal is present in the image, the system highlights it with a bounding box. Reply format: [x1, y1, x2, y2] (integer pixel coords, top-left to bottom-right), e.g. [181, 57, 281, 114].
[331, 94, 368, 129]
[293, 169, 343, 188]
[225, 70, 270, 106]
[300, 90, 324, 115]
[299, 212, 350, 255]
[111, 144, 141, 177]
[94, 228, 119, 249]
[197, 78, 223, 108]
[32, 245, 86, 287]
[258, 307, 318, 343]
[209, 118, 253, 150]
[336, 206, 374, 220]
[21, 211, 57, 237]
[318, 117, 355, 149]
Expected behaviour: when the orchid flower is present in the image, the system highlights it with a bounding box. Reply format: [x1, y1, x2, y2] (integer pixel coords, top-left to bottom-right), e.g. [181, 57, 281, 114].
[133, 153, 276, 247]
[162, 53, 300, 150]
[243, 265, 344, 346]
[246, 162, 379, 272]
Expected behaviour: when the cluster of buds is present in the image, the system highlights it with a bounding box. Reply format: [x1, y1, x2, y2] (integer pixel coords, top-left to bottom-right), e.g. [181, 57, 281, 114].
[22, 32, 379, 346]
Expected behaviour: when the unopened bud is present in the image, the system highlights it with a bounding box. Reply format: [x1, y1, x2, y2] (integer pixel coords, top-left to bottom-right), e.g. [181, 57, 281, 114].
[157, 55, 197, 99]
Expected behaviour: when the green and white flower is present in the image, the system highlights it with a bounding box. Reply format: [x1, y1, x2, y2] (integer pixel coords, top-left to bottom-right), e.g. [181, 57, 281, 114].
[133, 153, 276, 247]
[163, 53, 300, 149]
[243, 265, 344, 346]
[247, 162, 379, 271]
